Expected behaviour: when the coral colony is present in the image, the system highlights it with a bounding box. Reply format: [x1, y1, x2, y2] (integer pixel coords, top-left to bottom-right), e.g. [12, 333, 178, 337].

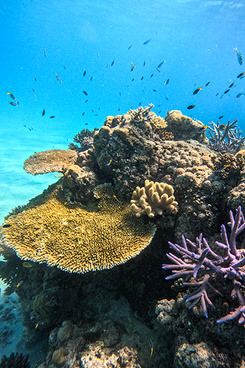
[163, 206, 245, 325]
[207, 119, 245, 153]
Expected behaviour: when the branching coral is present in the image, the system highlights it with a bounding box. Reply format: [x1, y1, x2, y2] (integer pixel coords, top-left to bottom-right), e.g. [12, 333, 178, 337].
[163, 206, 245, 325]
[207, 119, 245, 153]
[130, 180, 178, 218]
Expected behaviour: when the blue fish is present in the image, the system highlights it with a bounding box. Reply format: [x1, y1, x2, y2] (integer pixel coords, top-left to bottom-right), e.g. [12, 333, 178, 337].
[234, 48, 243, 65]
[143, 39, 151, 45]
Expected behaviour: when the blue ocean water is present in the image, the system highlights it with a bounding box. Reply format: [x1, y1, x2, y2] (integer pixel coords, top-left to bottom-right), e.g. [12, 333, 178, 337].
[1, 0, 245, 221]
[0, 0, 245, 361]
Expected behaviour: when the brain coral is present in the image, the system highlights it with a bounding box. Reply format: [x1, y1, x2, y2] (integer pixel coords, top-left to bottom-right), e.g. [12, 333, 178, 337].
[24, 149, 78, 175]
[1, 185, 155, 274]
[130, 180, 178, 218]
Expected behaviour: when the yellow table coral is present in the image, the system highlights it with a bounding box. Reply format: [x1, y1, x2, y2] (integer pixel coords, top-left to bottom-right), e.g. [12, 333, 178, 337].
[1, 185, 155, 274]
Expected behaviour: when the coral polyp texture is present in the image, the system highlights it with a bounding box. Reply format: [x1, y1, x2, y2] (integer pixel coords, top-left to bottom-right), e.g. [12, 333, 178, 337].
[1, 185, 155, 273]
[130, 179, 178, 218]
[163, 206, 245, 325]
[23, 149, 78, 175]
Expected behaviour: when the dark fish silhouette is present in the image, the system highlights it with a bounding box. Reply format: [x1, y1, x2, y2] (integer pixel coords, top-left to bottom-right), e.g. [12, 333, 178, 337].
[83, 70, 86, 76]
[157, 61, 165, 68]
[42, 109, 45, 116]
[164, 78, 170, 85]
[193, 87, 202, 95]
[229, 81, 235, 88]
[237, 72, 245, 78]
[236, 93, 244, 98]
[7, 91, 16, 100]
[205, 81, 210, 87]
[8, 101, 17, 106]
[187, 105, 195, 109]
[218, 115, 224, 119]
[83, 90, 88, 95]
[143, 39, 151, 45]
[50, 116, 55, 118]
[155, 67, 162, 73]
[111, 60, 115, 66]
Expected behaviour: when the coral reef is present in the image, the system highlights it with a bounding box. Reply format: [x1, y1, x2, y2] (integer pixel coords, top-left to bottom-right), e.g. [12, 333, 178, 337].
[130, 179, 178, 218]
[165, 110, 208, 143]
[1, 184, 155, 273]
[0, 353, 30, 368]
[1, 105, 245, 367]
[207, 119, 245, 153]
[23, 149, 78, 175]
[162, 206, 245, 324]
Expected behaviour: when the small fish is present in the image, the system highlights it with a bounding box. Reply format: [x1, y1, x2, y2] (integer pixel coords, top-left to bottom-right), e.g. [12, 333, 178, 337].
[198, 125, 208, 133]
[16, 281, 23, 288]
[85, 99, 88, 103]
[119, 92, 121, 96]
[164, 78, 170, 85]
[165, 97, 169, 100]
[50, 115, 55, 118]
[234, 47, 243, 65]
[118, 108, 120, 111]
[205, 81, 210, 87]
[8, 101, 17, 106]
[83, 90, 88, 95]
[32, 88, 36, 95]
[82, 112, 85, 116]
[33, 75, 37, 81]
[237, 72, 245, 78]
[42, 108, 45, 116]
[224, 89, 230, 94]
[113, 194, 120, 202]
[55, 73, 62, 84]
[131, 62, 136, 71]
[193, 87, 202, 95]
[229, 81, 235, 88]
[85, 122, 88, 125]
[236, 92, 244, 98]
[218, 115, 224, 119]
[150, 74, 154, 78]
[157, 60, 165, 68]
[155, 66, 162, 73]
[23, 261, 33, 268]
[153, 89, 156, 92]
[143, 61, 146, 66]
[44, 48, 47, 57]
[63, 65, 66, 70]
[141, 76, 144, 80]
[187, 104, 195, 109]
[132, 78, 135, 81]
[111, 60, 115, 66]
[90, 76, 93, 81]
[143, 39, 151, 45]
[35, 323, 39, 329]
[128, 44, 132, 50]
[83, 70, 86, 76]
[223, 164, 230, 168]
[7, 91, 16, 100]
[139, 102, 141, 106]
[106, 159, 112, 166]
[216, 93, 219, 96]
[2, 224, 11, 228]
[218, 124, 226, 131]
[149, 339, 154, 357]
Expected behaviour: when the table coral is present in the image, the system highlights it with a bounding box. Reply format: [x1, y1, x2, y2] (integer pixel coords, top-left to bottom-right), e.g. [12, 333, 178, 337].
[1, 185, 155, 274]
[130, 179, 178, 218]
[24, 149, 78, 175]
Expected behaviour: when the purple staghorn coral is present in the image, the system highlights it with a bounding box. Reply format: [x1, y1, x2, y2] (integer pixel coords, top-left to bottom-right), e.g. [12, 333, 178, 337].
[163, 206, 245, 325]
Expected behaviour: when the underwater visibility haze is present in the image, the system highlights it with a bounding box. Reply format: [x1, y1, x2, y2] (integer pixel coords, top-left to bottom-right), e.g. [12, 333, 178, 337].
[0, 0, 245, 367]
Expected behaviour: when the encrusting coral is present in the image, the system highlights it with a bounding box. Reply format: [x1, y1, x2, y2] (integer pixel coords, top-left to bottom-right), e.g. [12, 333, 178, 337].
[1, 185, 155, 274]
[130, 179, 178, 218]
